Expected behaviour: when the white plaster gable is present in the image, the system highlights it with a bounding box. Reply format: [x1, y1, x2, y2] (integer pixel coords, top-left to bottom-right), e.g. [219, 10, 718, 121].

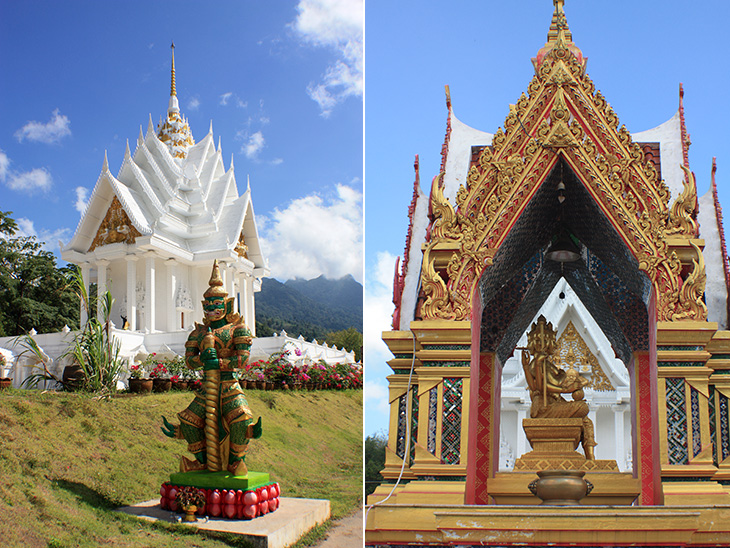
[501, 278, 630, 400]
[442, 109, 493, 204]
[398, 108, 492, 329]
[698, 187, 728, 329]
[631, 111, 685, 204]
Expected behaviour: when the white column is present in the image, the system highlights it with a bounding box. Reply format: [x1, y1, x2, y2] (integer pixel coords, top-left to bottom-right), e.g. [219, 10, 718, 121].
[96, 259, 109, 322]
[80, 262, 91, 327]
[516, 404, 528, 458]
[248, 277, 256, 336]
[240, 274, 249, 325]
[166, 258, 177, 332]
[235, 273, 243, 314]
[145, 252, 156, 333]
[613, 404, 626, 472]
[125, 255, 138, 331]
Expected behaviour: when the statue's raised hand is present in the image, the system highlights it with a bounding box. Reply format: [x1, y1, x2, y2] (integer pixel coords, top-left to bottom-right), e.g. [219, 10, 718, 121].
[201, 330, 219, 370]
[252, 417, 263, 439]
[161, 416, 181, 439]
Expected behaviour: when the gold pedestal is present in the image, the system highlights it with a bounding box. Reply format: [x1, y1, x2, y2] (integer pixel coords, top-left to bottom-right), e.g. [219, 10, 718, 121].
[514, 418, 618, 471]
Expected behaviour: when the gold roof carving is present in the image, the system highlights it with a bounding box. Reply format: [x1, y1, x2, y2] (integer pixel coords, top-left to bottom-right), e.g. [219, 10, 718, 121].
[89, 196, 141, 251]
[234, 232, 249, 259]
[553, 321, 613, 392]
[419, 4, 706, 324]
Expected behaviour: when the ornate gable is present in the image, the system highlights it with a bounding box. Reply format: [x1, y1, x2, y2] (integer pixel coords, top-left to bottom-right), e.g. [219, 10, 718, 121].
[419, 2, 705, 325]
[89, 196, 141, 252]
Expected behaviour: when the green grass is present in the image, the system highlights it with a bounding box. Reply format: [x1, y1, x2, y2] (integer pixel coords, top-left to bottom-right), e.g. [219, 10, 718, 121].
[0, 388, 362, 548]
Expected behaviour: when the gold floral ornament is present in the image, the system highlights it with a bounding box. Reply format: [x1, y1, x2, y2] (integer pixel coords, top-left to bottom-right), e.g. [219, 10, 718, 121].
[672, 241, 708, 322]
[89, 196, 141, 251]
[552, 321, 613, 391]
[234, 232, 249, 258]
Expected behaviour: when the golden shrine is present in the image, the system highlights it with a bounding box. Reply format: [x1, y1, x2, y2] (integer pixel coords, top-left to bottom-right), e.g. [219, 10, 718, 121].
[366, 1, 730, 545]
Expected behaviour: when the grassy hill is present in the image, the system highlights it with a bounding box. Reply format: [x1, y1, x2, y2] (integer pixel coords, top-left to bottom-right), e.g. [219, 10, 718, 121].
[0, 389, 362, 548]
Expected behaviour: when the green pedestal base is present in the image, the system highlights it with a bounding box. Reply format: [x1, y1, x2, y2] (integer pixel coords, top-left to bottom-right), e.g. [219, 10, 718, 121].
[169, 470, 271, 491]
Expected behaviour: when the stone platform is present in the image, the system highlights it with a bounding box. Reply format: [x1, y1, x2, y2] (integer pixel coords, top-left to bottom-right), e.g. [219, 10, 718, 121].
[118, 496, 330, 548]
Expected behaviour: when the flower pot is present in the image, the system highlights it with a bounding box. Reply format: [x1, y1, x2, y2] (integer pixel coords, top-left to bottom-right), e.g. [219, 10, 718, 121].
[129, 378, 153, 393]
[182, 504, 198, 522]
[293, 382, 302, 390]
[62, 364, 85, 391]
[153, 378, 172, 392]
[256, 381, 265, 390]
[306, 383, 314, 390]
[528, 470, 593, 505]
[0, 377, 11, 390]
[239, 380, 248, 389]
[266, 382, 274, 390]
[171, 380, 188, 391]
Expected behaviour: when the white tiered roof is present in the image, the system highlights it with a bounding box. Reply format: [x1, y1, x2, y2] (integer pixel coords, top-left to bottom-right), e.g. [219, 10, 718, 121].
[62, 55, 267, 272]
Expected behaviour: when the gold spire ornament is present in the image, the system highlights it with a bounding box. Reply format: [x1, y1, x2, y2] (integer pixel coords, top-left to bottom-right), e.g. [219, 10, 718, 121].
[157, 41, 195, 159]
[170, 41, 177, 97]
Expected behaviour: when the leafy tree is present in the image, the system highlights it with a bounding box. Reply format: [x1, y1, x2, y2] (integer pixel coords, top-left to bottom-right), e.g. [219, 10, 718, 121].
[326, 327, 363, 362]
[365, 432, 388, 497]
[0, 211, 79, 336]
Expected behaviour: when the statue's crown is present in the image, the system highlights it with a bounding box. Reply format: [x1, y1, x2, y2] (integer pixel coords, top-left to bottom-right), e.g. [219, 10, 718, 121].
[203, 260, 228, 299]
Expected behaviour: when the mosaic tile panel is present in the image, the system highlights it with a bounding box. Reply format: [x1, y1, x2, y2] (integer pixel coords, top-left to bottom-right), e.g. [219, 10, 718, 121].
[720, 392, 730, 462]
[427, 386, 438, 455]
[441, 378, 463, 465]
[410, 385, 419, 464]
[421, 361, 470, 367]
[665, 378, 688, 465]
[395, 393, 407, 459]
[691, 387, 701, 458]
[709, 385, 717, 467]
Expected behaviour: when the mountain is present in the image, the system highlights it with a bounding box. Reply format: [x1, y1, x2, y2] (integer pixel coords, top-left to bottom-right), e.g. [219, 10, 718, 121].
[255, 275, 362, 341]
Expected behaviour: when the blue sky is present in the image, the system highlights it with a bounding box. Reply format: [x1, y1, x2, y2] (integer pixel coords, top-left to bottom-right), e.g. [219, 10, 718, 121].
[0, 0, 363, 283]
[364, 0, 730, 436]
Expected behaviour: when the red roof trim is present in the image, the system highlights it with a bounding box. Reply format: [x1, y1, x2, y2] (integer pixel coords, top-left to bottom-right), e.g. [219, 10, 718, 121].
[710, 158, 730, 322]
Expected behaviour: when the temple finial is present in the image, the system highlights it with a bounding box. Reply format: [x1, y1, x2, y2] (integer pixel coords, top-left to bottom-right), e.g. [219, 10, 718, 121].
[547, 0, 572, 44]
[170, 41, 176, 97]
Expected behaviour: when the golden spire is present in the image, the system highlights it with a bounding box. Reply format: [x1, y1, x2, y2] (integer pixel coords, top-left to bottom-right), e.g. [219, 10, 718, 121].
[547, 0, 572, 43]
[204, 260, 228, 299]
[170, 41, 177, 97]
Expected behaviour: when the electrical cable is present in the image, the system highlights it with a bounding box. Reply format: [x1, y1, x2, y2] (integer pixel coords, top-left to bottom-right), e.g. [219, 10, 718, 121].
[364, 329, 417, 525]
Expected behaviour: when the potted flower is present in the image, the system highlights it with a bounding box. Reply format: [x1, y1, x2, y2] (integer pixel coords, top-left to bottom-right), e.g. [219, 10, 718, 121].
[150, 362, 171, 392]
[0, 354, 11, 390]
[128, 364, 152, 393]
[175, 485, 206, 522]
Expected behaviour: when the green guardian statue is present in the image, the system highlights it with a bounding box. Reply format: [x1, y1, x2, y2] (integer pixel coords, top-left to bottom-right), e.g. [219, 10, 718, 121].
[162, 260, 262, 475]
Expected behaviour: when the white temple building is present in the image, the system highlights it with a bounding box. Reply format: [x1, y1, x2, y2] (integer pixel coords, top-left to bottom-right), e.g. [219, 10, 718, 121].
[61, 46, 267, 335]
[0, 46, 355, 387]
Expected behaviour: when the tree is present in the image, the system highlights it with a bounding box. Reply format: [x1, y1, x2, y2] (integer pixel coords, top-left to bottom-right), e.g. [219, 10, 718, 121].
[325, 327, 363, 362]
[365, 432, 388, 497]
[0, 211, 79, 336]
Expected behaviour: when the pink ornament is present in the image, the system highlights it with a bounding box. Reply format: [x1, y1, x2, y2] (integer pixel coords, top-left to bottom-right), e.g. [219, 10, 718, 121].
[243, 491, 258, 506]
[225, 504, 236, 519]
[258, 501, 269, 515]
[225, 490, 236, 504]
[169, 500, 178, 512]
[209, 503, 221, 517]
[243, 504, 257, 519]
[236, 489, 244, 504]
[168, 487, 178, 501]
[160, 497, 167, 510]
[268, 499, 277, 512]
[160, 486, 167, 498]
[270, 484, 279, 497]
[259, 487, 268, 501]
[196, 504, 206, 515]
[211, 490, 221, 504]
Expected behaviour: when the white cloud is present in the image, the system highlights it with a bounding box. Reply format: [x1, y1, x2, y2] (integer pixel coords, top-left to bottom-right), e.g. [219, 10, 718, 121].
[187, 97, 200, 111]
[293, 0, 363, 116]
[74, 186, 89, 213]
[364, 250, 399, 435]
[220, 92, 247, 109]
[259, 183, 362, 283]
[242, 131, 265, 159]
[15, 109, 71, 144]
[270, 158, 284, 166]
[6, 168, 52, 193]
[14, 217, 72, 255]
[0, 150, 9, 181]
